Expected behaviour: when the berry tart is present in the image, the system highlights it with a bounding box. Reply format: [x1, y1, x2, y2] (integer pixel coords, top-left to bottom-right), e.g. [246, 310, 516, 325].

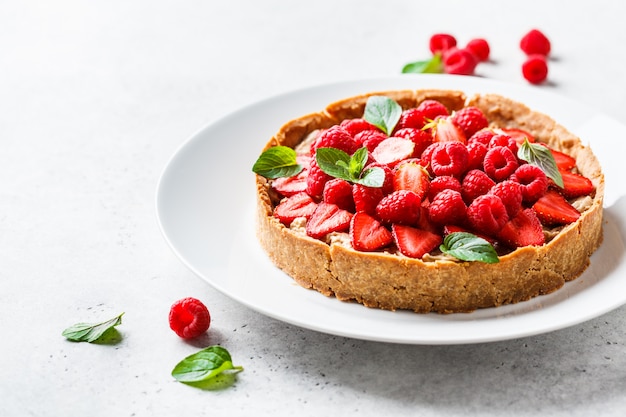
[253, 90, 604, 313]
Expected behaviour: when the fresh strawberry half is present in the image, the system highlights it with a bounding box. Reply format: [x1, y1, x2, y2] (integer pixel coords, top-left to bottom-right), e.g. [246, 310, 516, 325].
[428, 116, 467, 144]
[532, 190, 580, 225]
[393, 162, 430, 201]
[550, 149, 576, 171]
[305, 202, 353, 239]
[271, 169, 308, 197]
[499, 128, 535, 144]
[350, 212, 393, 252]
[392, 224, 443, 259]
[372, 137, 415, 166]
[274, 192, 318, 226]
[497, 208, 545, 248]
[558, 170, 594, 199]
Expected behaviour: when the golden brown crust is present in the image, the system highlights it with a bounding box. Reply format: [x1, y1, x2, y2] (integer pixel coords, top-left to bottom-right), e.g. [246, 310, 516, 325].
[255, 90, 605, 313]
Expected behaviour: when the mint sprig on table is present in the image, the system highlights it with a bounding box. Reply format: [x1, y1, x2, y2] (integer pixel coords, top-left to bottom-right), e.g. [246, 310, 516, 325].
[252, 146, 303, 179]
[363, 95, 402, 135]
[440, 232, 499, 264]
[517, 138, 564, 188]
[401, 54, 444, 75]
[62, 312, 124, 343]
[172, 345, 243, 390]
[316, 146, 384, 187]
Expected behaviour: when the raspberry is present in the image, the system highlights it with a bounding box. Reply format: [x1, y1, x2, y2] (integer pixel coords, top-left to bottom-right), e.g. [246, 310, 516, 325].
[340, 118, 377, 137]
[428, 189, 467, 227]
[489, 180, 523, 218]
[429, 33, 457, 54]
[467, 194, 509, 237]
[416, 100, 449, 122]
[461, 169, 495, 204]
[468, 129, 496, 146]
[396, 108, 428, 130]
[451, 107, 489, 138]
[483, 146, 519, 182]
[366, 162, 395, 195]
[354, 129, 388, 152]
[353, 184, 384, 215]
[522, 55, 548, 84]
[430, 141, 469, 178]
[428, 175, 461, 201]
[520, 29, 551, 56]
[443, 48, 478, 75]
[510, 163, 549, 204]
[488, 134, 518, 155]
[375, 190, 421, 225]
[323, 178, 354, 212]
[466, 38, 490, 62]
[466, 140, 488, 170]
[311, 125, 359, 155]
[306, 159, 332, 199]
[169, 297, 211, 339]
[394, 128, 432, 158]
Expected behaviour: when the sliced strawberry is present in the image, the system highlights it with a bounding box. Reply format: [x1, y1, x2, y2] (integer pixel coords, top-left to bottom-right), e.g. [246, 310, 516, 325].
[499, 127, 535, 144]
[273, 192, 318, 226]
[350, 212, 393, 252]
[497, 208, 545, 248]
[392, 224, 442, 259]
[271, 169, 308, 197]
[393, 162, 430, 201]
[305, 202, 353, 239]
[371, 137, 415, 166]
[550, 149, 576, 171]
[428, 116, 466, 144]
[443, 224, 497, 246]
[559, 170, 594, 198]
[532, 190, 580, 225]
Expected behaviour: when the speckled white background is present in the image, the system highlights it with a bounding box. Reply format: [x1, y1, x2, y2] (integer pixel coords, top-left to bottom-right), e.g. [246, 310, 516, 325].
[2, 1, 626, 416]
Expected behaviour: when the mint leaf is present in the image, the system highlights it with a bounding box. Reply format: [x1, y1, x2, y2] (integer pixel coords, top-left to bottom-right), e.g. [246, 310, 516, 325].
[517, 139, 564, 188]
[252, 146, 303, 179]
[401, 54, 444, 74]
[440, 232, 499, 264]
[172, 346, 243, 389]
[315, 147, 384, 187]
[363, 96, 402, 135]
[62, 312, 124, 343]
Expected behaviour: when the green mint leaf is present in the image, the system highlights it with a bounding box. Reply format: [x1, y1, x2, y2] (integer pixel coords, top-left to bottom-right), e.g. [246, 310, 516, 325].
[62, 312, 124, 343]
[440, 232, 499, 264]
[401, 54, 444, 74]
[316, 147, 352, 180]
[252, 146, 303, 179]
[316, 147, 384, 187]
[363, 96, 402, 135]
[517, 139, 564, 188]
[349, 147, 369, 178]
[356, 166, 385, 187]
[172, 346, 244, 389]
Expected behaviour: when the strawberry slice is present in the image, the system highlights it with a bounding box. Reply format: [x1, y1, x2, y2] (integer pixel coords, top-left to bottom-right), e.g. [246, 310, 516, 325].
[559, 170, 594, 198]
[393, 162, 430, 201]
[499, 128, 535, 144]
[443, 224, 497, 246]
[271, 170, 308, 197]
[273, 192, 318, 226]
[550, 149, 576, 171]
[429, 117, 466, 144]
[532, 190, 580, 225]
[496, 208, 545, 248]
[392, 224, 442, 259]
[371, 137, 415, 166]
[305, 202, 353, 239]
[350, 212, 393, 251]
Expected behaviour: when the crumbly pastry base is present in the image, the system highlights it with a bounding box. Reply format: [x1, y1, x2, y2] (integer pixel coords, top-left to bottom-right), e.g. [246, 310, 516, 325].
[255, 90, 605, 313]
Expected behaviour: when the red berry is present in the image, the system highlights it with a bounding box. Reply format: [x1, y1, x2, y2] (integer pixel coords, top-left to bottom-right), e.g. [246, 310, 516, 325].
[467, 194, 509, 236]
[376, 190, 422, 225]
[483, 146, 519, 182]
[396, 108, 428, 130]
[271, 169, 308, 197]
[443, 48, 478, 75]
[169, 297, 211, 339]
[550, 148, 577, 171]
[428, 189, 467, 227]
[428, 175, 461, 201]
[461, 169, 495, 204]
[340, 118, 377, 137]
[429, 116, 467, 144]
[353, 184, 384, 215]
[430, 141, 469, 178]
[468, 129, 496, 146]
[510, 164, 548, 204]
[488, 134, 518, 155]
[350, 212, 393, 252]
[274, 192, 318, 226]
[366, 162, 395, 195]
[466, 140, 488, 170]
[466, 38, 490, 62]
[306, 159, 332, 199]
[392, 224, 442, 259]
[532, 190, 580, 226]
[323, 178, 355, 211]
[372, 137, 415, 167]
[522, 55, 548, 84]
[429, 33, 457, 54]
[451, 106, 489, 138]
[416, 100, 450, 122]
[311, 125, 360, 155]
[497, 208, 545, 248]
[559, 170, 595, 199]
[520, 29, 551, 56]
[394, 128, 433, 158]
[393, 162, 431, 201]
[489, 180, 523, 218]
[306, 202, 353, 239]
[354, 129, 388, 152]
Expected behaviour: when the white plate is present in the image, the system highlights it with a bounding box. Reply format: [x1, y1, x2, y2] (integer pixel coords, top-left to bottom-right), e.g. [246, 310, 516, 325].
[156, 74, 626, 345]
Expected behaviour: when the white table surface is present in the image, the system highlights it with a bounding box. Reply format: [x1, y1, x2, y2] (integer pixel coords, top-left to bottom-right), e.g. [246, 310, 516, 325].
[3, 1, 626, 416]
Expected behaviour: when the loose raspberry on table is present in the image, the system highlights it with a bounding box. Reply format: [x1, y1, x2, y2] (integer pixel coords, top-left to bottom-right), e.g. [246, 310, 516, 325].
[465, 38, 490, 62]
[510, 163, 549, 204]
[520, 29, 551, 56]
[461, 169, 495, 204]
[467, 194, 509, 237]
[430, 141, 469, 178]
[451, 106, 489, 138]
[483, 146, 519, 182]
[429, 33, 457, 54]
[428, 189, 467, 227]
[522, 55, 548, 84]
[169, 297, 211, 339]
[443, 48, 478, 75]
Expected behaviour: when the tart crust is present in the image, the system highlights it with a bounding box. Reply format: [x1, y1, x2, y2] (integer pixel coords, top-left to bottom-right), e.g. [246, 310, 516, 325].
[255, 90, 604, 313]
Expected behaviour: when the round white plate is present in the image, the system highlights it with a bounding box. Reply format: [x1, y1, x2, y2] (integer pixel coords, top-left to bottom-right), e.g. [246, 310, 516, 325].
[156, 74, 626, 345]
